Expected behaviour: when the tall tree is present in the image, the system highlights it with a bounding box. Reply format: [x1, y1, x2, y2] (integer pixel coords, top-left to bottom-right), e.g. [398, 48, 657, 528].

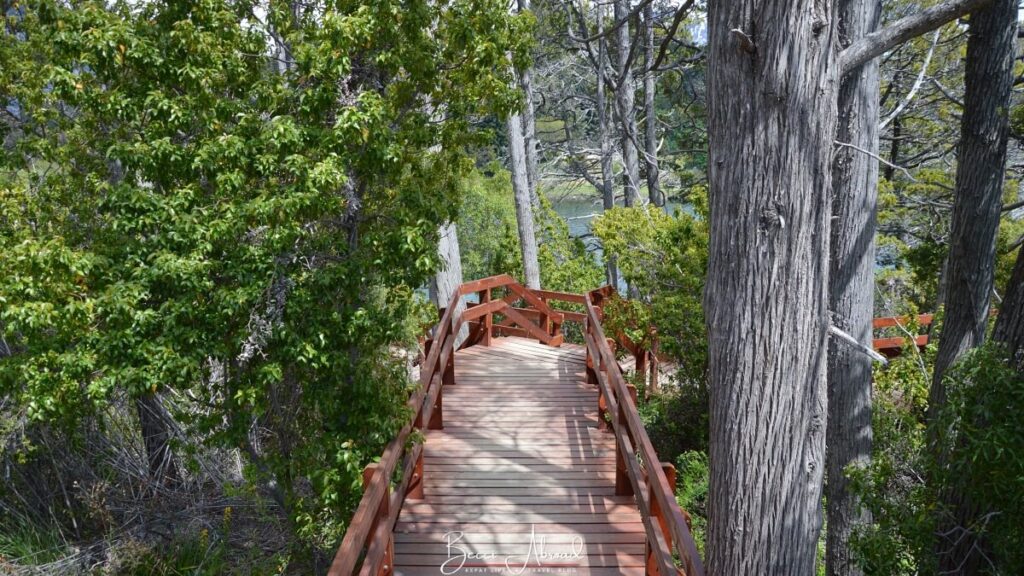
[705, 2, 837, 570]
[431, 222, 468, 344]
[613, 0, 640, 205]
[929, 1, 1017, 573]
[826, 0, 881, 574]
[929, 0, 1016, 400]
[517, 0, 540, 204]
[704, 0, 991, 571]
[508, 111, 542, 289]
[642, 3, 662, 207]
[993, 246, 1024, 364]
[597, 2, 620, 286]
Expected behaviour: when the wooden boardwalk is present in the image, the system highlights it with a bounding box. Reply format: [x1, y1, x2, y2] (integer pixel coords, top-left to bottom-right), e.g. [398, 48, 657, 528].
[393, 337, 645, 576]
[331, 276, 704, 576]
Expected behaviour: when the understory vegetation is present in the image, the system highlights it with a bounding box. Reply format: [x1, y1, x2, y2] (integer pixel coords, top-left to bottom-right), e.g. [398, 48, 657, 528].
[3, 0, 1024, 574]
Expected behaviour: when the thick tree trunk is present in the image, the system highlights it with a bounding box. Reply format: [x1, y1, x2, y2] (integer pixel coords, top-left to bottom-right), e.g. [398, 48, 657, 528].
[613, 0, 640, 206]
[517, 0, 540, 205]
[597, 3, 619, 288]
[642, 3, 661, 207]
[826, 2, 881, 575]
[931, 5, 1016, 573]
[929, 0, 1015, 407]
[136, 392, 179, 485]
[508, 113, 541, 289]
[705, 2, 837, 573]
[993, 247, 1024, 365]
[430, 222, 468, 344]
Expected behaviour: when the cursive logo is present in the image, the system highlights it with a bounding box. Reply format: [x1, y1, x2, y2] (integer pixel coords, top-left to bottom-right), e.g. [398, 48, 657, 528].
[440, 526, 584, 575]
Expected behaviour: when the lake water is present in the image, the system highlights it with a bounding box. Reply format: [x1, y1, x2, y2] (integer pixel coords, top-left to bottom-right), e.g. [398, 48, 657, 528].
[550, 197, 689, 255]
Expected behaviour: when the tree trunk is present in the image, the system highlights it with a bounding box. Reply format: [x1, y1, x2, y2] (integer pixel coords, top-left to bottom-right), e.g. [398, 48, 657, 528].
[826, 2, 881, 576]
[704, 2, 837, 572]
[613, 0, 640, 206]
[642, 3, 662, 207]
[993, 246, 1024, 366]
[930, 3, 1017, 573]
[508, 113, 541, 289]
[517, 0, 540, 205]
[430, 222, 469, 345]
[136, 392, 179, 485]
[929, 0, 1015, 408]
[884, 112, 901, 182]
[597, 2, 619, 288]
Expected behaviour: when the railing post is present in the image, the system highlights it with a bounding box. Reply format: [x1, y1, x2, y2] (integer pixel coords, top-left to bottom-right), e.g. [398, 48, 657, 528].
[481, 288, 493, 346]
[615, 384, 638, 496]
[406, 449, 424, 501]
[442, 348, 455, 387]
[597, 338, 614, 432]
[361, 464, 395, 576]
[428, 380, 443, 430]
[539, 295, 550, 336]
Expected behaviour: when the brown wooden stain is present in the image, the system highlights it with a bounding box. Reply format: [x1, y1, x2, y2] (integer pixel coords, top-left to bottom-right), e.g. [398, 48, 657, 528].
[328, 275, 704, 576]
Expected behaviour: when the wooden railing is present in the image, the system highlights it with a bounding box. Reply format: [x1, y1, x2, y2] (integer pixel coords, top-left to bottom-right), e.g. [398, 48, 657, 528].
[872, 313, 934, 356]
[582, 287, 705, 576]
[328, 275, 704, 576]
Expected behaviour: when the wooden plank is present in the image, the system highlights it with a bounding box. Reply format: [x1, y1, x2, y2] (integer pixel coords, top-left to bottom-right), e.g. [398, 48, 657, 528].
[398, 512, 642, 524]
[394, 542, 645, 555]
[420, 487, 620, 497]
[401, 503, 635, 514]
[395, 567, 644, 576]
[872, 313, 934, 329]
[393, 531, 645, 544]
[395, 552, 646, 567]
[395, 522, 644, 533]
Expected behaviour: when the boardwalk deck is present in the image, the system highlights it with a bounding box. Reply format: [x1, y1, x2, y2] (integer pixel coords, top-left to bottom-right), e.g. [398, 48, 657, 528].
[393, 337, 645, 576]
[330, 276, 703, 576]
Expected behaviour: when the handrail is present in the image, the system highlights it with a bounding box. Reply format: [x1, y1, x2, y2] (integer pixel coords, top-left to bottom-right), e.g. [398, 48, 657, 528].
[328, 285, 460, 576]
[330, 275, 704, 576]
[583, 289, 705, 576]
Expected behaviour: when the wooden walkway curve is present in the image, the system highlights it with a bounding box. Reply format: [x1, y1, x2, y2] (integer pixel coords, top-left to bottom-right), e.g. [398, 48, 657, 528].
[330, 276, 704, 576]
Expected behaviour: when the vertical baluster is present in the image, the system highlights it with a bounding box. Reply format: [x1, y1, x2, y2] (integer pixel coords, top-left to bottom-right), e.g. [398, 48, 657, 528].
[361, 464, 394, 576]
[482, 288, 493, 346]
[428, 377, 443, 430]
[615, 384, 637, 496]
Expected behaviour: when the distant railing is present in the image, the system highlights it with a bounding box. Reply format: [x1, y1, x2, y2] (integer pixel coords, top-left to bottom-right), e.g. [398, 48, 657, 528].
[872, 313, 935, 356]
[328, 275, 704, 576]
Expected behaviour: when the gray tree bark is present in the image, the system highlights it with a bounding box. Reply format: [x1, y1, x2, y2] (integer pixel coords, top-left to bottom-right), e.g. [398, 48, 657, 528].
[930, 0, 1015, 408]
[517, 0, 540, 205]
[613, 0, 640, 206]
[642, 3, 661, 207]
[508, 112, 541, 289]
[705, 2, 837, 572]
[826, 1, 881, 575]
[136, 392, 179, 485]
[993, 247, 1024, 366]
[929, 2, 1016, 573]
[430, 222, 469, 345]
[597, 2, 619, 288]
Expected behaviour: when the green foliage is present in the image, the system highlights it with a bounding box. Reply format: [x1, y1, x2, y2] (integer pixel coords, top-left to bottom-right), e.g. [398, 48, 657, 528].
[0, 0, 525, 554]
[535, 195, 603, 294]
[849, 341, 935, 576]
[851, 340, 1024, 575]
[456, 167, 602, 293]
[0, 520, 67, 566]
[933, 344, 1024, 573]
[457, 165, 522, 280]
[674, 450, 709, 557]
[592, 197, 709, 383]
